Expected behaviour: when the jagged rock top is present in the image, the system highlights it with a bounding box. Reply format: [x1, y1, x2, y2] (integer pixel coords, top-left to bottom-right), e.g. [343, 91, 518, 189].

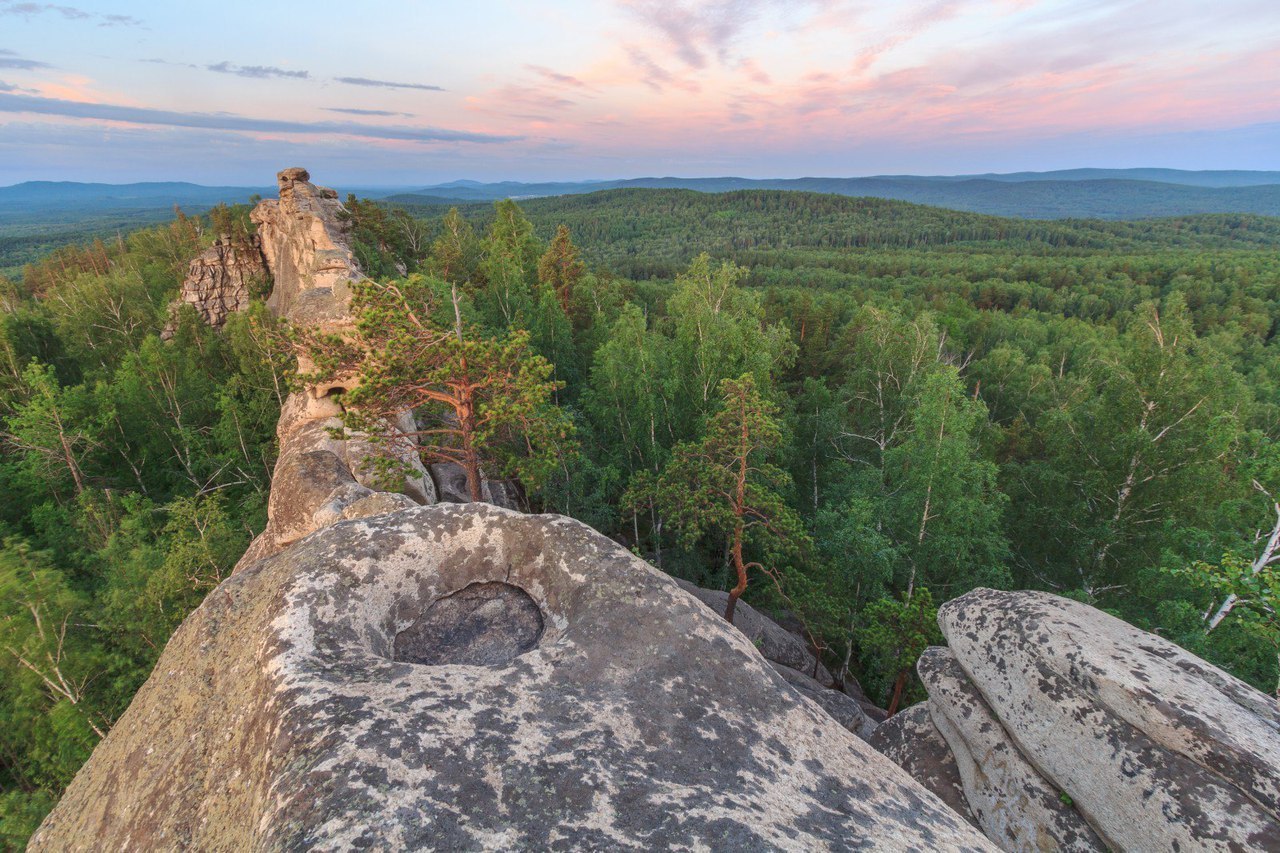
[32, 504, 992, 851]
[249, 167, 360, 323]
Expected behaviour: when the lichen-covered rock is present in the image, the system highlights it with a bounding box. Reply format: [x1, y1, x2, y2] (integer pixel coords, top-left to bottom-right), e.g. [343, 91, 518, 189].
[32, 505, 992, 852]
[161, 236, 268, 338]
[939, 589, 1280, 851]
[770, 661, 877, 740]
[918, 647, 1104, 851]
[868, 704, 975, 829]
[882, 587, 1280, 851]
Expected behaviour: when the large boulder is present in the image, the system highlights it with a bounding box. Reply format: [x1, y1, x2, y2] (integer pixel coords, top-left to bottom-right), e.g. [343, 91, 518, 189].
[873, 588, 1280, 851]
[918, 647, 1104, 851]
[32, 505, 991, 851]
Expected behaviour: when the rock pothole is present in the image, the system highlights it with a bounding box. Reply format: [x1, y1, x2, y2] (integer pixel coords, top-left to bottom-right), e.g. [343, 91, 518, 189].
[393, 581, 544, 666]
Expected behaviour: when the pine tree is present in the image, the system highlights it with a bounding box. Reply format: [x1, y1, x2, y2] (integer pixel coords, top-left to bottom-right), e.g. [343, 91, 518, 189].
[655, 374, 806, 623]
[298, 274, 574, 502]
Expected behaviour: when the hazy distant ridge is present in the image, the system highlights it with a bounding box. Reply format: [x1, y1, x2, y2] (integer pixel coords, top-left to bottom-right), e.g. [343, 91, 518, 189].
[4, 168, 1280, 222]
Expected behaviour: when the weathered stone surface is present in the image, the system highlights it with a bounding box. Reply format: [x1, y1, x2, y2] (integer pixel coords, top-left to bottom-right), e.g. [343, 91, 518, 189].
[394, 580, 544, 667]
[673, 577, 835, 686]
[868, 704, 975, 829]
[770, 661, 877, 740]
[32, 504, 992, 852]
[932, 588, 1280, 851]
[918, 647, 1103, 851]
[162, 236, 268, 338]
[251, 166, 359, 326]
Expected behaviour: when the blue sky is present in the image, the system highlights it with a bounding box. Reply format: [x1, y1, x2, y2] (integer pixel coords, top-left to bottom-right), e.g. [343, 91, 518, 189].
[1, 0, 1277, 185]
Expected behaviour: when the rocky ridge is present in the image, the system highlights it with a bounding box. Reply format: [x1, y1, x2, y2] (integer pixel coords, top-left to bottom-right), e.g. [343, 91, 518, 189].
[32, 169, 992, 850]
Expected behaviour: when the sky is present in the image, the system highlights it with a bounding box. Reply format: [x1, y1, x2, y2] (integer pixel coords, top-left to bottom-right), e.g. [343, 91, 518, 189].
[0, 0, 1277, 185]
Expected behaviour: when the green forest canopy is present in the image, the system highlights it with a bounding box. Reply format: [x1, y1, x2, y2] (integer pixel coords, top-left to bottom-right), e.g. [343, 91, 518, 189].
[1, 189, 1279, 844]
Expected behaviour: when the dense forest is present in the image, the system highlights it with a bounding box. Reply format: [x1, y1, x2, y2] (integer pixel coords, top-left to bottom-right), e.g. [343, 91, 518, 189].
[2, 189, 1280, 845]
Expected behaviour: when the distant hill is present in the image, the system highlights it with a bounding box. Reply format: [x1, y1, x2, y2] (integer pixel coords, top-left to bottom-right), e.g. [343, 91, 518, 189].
[0, 181, 273, 211]
[390, 173, 1280, 220]
[901, 168, 1280, 187]
[388, 187, 1280, 278]
[4, 168, 1280, 222]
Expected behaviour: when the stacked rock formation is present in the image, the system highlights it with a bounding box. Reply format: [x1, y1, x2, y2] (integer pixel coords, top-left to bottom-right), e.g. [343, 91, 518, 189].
[32, 170, 993, 850]
[160, 234, 267, 339]
[236, 168, 435, 568]
[871, 588, 1280, 851]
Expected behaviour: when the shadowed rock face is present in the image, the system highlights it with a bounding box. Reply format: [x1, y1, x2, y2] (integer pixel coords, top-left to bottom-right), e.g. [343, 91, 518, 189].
[161, 236, 267, 339]
[868, 704, 975, 829]
[31, 504, 992, 852]
[393, 581, 544, 666]
[872, 588, 1280, 851]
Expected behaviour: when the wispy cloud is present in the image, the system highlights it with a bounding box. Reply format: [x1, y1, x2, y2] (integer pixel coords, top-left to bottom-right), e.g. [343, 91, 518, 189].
[324, 107, 413, 117]
[0, 92, 519, 143]
[0, 49, 50, 70]
[626, 46, 699, 93]
[0, 2, 141, 26]
[526, 65, 594, 91]
[207, 61, 309, 80]
[618, 0, 825, 68]
[334, 76, 444, 92]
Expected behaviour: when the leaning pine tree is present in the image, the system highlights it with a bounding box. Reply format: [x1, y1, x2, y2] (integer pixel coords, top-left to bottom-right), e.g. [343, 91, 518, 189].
[297, 274, 575, 502]
[656, 374, 807, 623]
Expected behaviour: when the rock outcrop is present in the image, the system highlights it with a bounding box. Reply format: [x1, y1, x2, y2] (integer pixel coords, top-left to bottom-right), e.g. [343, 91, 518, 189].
[160, 235, 267, 339]
[35, 169, 996, 850]
[236, 168, 436, 567]
[868, 704, 975, 828]
[32, 504, 992, 851]
[874, 588, 1280, 851]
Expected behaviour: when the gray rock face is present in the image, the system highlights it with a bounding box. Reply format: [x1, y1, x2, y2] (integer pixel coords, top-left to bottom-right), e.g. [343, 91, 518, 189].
[672, 578, 880, 740]
[873, 588, 1280, 851]
[236, 170, 436, 567]
[771, 661, 878, 741]
[393, 580, 544, 666]
[918, 647, 1104, 851]
[673, 578, 835, 685]
[429, 461, 519, 509]
[32, 504, 992, 852]
[161, 236, 268, 338]
[868, 704, 975, 828]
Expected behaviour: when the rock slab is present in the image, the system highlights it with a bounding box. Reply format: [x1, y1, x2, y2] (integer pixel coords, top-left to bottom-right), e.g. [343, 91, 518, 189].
[32, 504, 992, 852]
[873, 588, 1280, 852]
[162, 235, 268, 338]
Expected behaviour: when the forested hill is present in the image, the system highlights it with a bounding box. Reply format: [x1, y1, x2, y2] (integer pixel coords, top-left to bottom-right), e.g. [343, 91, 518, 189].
[388, 175, 1280, 219]
[391, 188, 1280, 277]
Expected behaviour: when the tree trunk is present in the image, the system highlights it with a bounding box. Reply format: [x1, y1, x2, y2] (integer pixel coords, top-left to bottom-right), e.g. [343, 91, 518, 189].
[724, 522, 748, 624]
[887, 669, 908, 716]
